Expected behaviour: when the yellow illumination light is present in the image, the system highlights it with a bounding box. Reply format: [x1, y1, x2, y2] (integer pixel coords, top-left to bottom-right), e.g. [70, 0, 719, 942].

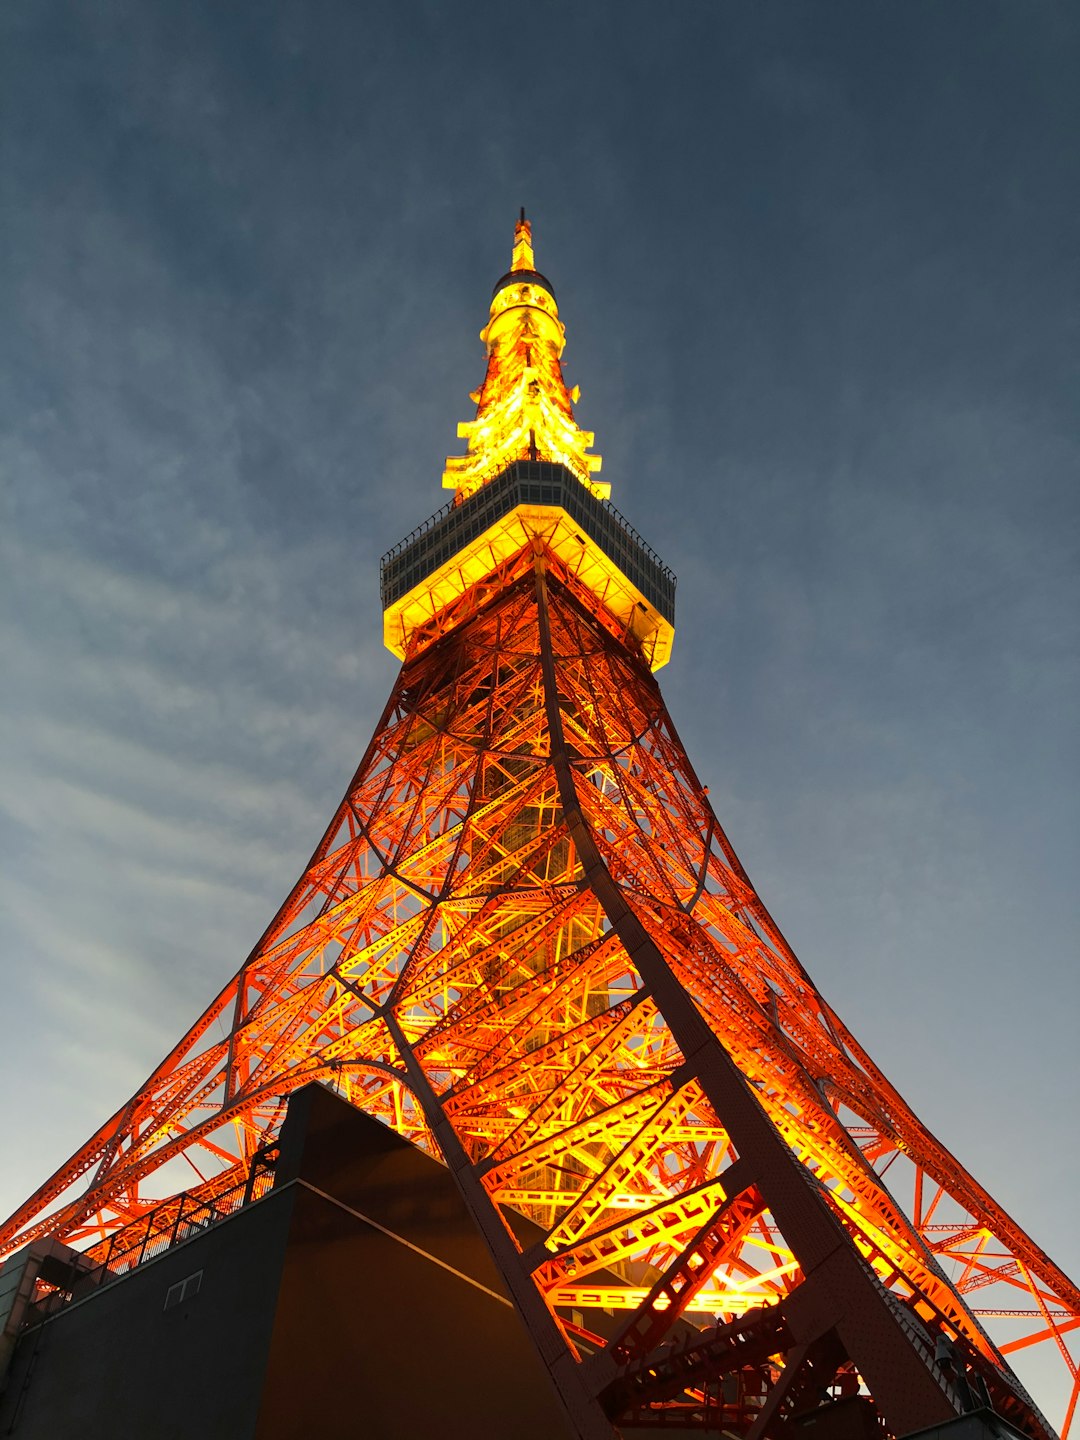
[548, 1286, 782, 1315]
[443, 215, 608, 500]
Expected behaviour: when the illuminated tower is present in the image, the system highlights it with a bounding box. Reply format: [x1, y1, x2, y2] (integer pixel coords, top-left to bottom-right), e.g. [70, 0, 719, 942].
[2, 216, 1077, 1440]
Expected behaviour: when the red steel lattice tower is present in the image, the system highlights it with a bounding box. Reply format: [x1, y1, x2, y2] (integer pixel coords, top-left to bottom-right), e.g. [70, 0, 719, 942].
[3, 217, 1078, 1438]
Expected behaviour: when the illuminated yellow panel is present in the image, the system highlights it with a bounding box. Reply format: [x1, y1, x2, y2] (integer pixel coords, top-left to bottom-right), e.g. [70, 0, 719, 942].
[549, 1286, 784, 1315]
[443, 214, 608, 501]
[383, 505, 675, 671]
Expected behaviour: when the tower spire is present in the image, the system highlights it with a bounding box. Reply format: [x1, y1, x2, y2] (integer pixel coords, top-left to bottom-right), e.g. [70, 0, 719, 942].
[511, 207, 535, 273]
[443, 213, 606, 499]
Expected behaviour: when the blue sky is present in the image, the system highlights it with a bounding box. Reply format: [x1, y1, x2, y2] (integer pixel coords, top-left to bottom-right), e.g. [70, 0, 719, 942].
[2, 0, 1077, 1416]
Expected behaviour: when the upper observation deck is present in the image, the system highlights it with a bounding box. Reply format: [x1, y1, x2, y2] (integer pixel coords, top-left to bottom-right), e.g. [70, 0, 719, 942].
[381, 460, 676, 670]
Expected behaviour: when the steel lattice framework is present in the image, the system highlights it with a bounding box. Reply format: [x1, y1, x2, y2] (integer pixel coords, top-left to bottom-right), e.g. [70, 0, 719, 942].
[3, 218, 1077, 1440]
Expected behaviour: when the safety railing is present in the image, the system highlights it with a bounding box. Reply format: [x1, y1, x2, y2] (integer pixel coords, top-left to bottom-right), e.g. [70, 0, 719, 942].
[23, 1150, 278, 1326]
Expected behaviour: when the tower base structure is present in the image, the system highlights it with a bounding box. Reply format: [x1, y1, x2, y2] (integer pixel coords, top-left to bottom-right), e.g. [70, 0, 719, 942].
[0, 1085, 1043, 1440]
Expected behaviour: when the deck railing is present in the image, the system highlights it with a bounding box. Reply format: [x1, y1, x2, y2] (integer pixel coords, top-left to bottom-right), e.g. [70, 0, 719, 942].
[380, 461, 676, 621]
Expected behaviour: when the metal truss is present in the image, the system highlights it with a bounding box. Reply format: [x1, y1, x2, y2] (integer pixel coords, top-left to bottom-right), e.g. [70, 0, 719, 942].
[2, 547, 1077, 1438]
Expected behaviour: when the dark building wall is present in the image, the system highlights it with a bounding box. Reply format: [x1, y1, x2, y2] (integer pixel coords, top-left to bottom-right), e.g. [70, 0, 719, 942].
[257, 1180, 573, 1439]
[0, 1086, 580, 1440]
[256, 1084, 576, 1440]
[0, 1188, 294, 1440]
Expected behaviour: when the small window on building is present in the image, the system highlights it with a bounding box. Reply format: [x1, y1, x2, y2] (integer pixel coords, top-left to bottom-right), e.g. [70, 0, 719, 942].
[163, 1269, 203, 1311]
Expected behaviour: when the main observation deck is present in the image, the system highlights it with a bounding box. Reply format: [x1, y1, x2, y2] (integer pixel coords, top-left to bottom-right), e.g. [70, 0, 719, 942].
[381, 460, 676, 670]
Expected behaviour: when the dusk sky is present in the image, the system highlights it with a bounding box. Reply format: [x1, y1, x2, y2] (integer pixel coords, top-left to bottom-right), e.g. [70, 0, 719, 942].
[2, 0, 1077, 1417]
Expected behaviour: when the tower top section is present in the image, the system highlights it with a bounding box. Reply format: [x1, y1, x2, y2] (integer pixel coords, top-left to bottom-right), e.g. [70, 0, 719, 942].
[443, 213, 607, 500]
[383, 217, 675, 671]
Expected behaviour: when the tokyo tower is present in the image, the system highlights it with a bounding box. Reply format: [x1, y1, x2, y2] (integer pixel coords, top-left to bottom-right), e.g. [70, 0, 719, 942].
[2, 216, 1077, 1439]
